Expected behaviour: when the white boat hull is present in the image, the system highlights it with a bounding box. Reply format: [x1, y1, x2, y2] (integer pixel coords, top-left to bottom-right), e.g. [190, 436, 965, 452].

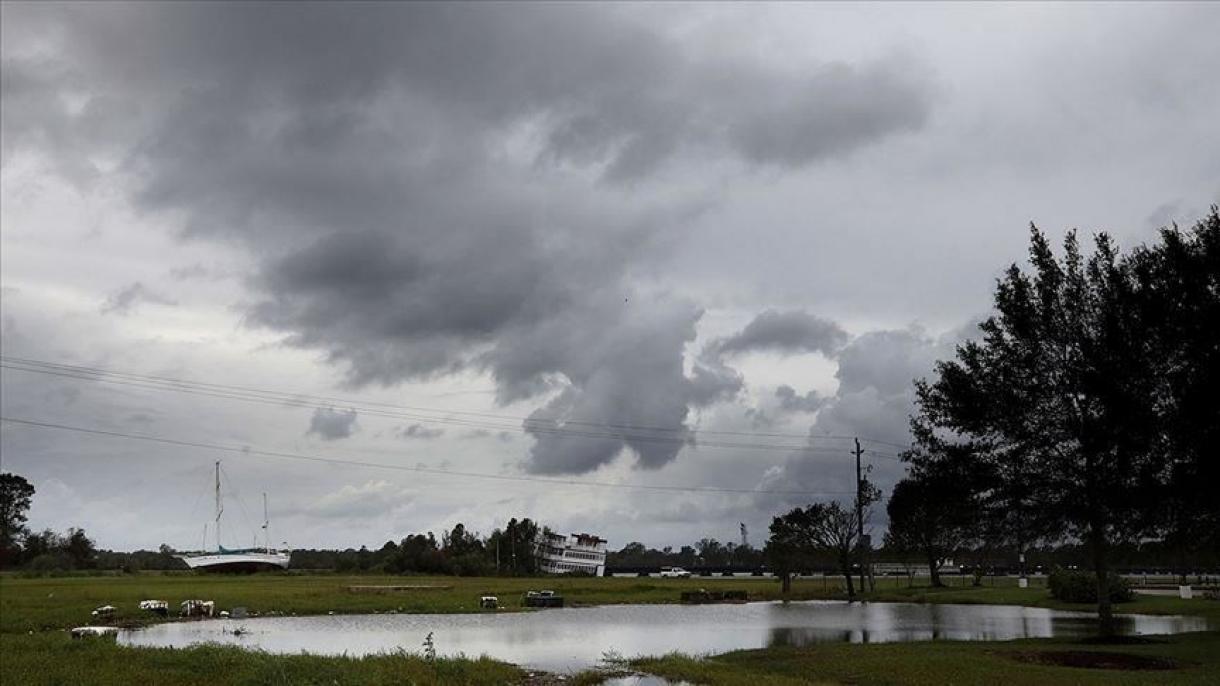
[177, 551, 291, 573]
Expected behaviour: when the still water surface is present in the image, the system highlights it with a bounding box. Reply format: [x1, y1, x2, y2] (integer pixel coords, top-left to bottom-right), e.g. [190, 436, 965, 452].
[118, 601, 1210, 673]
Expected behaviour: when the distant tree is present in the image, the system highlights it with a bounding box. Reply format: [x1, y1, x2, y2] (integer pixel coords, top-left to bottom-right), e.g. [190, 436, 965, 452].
[677, 545, 697, 567]
[696, 538, 728, 566]
[21, 529, 61, 563]
[0, 472, 35, 568]
[63, 528, 97, 569]
[768, 502, 859, 598]
[885, 448, 983, 587]
[501, 517, 540, 575]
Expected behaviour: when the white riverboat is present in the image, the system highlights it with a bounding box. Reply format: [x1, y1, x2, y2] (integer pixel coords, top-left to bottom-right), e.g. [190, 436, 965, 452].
[537, 532, 607, 576]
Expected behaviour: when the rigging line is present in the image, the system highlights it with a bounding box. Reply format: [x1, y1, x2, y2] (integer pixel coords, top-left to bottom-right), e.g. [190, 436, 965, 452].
[219, 465, 260, 545]
[0, 416, 862, 498]
[1, 363, 875, 455]
[1, 355, 911, 449]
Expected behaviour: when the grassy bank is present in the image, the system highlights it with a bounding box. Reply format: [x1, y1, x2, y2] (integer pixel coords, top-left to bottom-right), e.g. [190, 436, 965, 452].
[0, 632, 524, 686]
[2, 573, 1218, 684]
[631, 632, 1220, 685]
[0, 573, 842, 633]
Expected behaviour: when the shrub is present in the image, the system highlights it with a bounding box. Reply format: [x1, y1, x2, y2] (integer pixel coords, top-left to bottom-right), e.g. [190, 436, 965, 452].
[1048, 567, 1133, 603]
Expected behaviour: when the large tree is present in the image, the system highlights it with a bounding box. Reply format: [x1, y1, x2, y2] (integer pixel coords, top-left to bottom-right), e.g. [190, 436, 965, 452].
[1127, 209, 1220, 569]
[915, 226, 1167, 634]
[0, 473, 35, 568]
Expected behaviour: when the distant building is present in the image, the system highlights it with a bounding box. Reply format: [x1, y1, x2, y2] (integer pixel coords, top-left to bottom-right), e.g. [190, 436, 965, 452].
[537, 532, 607, 576]
[872, 559, 958, 576]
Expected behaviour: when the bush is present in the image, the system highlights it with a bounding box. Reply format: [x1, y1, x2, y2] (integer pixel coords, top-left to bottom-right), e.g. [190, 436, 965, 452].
[1048, 567, 1133, 603]
[26, 552, 75, 573]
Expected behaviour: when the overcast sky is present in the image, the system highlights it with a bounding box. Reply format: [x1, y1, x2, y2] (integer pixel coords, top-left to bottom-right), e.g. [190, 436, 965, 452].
[2, 2, 1218, 553]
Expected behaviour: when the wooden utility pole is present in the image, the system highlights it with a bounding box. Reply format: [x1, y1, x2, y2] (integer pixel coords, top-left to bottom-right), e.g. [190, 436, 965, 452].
[853, 438, 869, 593]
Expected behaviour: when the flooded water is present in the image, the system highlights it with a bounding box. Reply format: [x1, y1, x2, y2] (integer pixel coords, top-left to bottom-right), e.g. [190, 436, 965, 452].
[118, 601, 1211, 673]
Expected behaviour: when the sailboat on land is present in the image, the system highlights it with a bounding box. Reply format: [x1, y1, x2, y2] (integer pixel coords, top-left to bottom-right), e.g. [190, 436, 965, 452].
[176, 461, 291, 572]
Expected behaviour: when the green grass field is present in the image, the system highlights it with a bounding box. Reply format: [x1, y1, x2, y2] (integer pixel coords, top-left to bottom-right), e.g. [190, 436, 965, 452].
[1, 572, 1217, 684]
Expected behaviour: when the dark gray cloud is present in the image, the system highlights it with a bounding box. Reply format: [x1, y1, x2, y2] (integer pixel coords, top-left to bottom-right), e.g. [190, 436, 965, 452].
[757, 324, 967, 513]
[398, 424, 444, 441]
[708, 309, 848, 358]
[100, 282, 176, 315]
[774, 385, 826, 414]
[687, 359, 745, 408]
[307, 407, 358, 441]
[1, 3, 929, 476]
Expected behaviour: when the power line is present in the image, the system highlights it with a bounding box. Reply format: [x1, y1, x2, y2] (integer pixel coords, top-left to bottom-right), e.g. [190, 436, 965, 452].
[0, 356, 910, 460]
[0, 416, 864, 498]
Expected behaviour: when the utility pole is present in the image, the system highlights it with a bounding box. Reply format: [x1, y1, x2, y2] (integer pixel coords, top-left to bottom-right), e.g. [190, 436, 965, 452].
[853, 438, 869, 593]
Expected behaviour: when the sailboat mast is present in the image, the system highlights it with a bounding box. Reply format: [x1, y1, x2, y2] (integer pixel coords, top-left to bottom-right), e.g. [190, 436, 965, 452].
[263, 492, 270, 553]
[214, 461, 222, 552]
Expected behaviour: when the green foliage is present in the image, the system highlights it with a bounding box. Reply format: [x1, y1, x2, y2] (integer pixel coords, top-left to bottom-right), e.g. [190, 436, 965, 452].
[908, 208, 1220, 632]
[1047, 567, 1133, 604]
[767, 501, 859, 596]
[1, 632, 521, 686]
[885, 453, 986, 587]
[0, 472, 36, 568]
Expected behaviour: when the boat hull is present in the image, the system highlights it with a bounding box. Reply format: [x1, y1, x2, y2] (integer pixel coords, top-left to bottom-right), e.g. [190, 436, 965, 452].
[177, 552, 291, 573]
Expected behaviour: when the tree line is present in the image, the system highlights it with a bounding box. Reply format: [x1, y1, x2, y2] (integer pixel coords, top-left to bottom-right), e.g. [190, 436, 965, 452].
[606, 539, 765, 569]
[1, 472, 550, 576]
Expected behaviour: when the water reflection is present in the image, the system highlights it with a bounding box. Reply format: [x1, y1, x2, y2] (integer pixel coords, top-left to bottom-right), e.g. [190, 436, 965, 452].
[118, 601, 1211, 673]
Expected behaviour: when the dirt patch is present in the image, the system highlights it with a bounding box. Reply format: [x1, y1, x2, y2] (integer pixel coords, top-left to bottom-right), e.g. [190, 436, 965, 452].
[1077, 635, 1167, 646]
[1004, 650, 1181, 671]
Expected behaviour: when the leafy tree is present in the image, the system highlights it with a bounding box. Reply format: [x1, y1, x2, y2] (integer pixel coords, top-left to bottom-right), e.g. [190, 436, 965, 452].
[0, 472, 35, 568]
[21, 528, 61, 562]
[695, 538, 727, 566]
[885, 449, 983, 587]
[1127, 209, 1220, 571]
[914, 225, 1171, 634]
[768, 501, 859, 598]
[64, 528, 97, 568]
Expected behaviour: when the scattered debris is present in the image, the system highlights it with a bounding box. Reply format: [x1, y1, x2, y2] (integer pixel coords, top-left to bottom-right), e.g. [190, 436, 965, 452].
[180, 600, 216, 618]
[224, 625, 251, 637]
[524, 590, 564, 608]
[71, 626, 119, 639]
[138, 600, 169, 616]
[230, 606, 249, 619]
[91, 605, 117, 619]
[680, 589, 747, 604]
[480, 595, 499, 609]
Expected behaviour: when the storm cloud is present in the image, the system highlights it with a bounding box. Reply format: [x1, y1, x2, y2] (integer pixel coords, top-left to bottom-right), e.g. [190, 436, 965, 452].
[707, 309, 848, 359]
[1, 3, 931, 476]
[307, 407, 358, 441]
[774, 385, 826, 414]
[757, 325, 966, 511]
[3, 3, 1218, 551]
